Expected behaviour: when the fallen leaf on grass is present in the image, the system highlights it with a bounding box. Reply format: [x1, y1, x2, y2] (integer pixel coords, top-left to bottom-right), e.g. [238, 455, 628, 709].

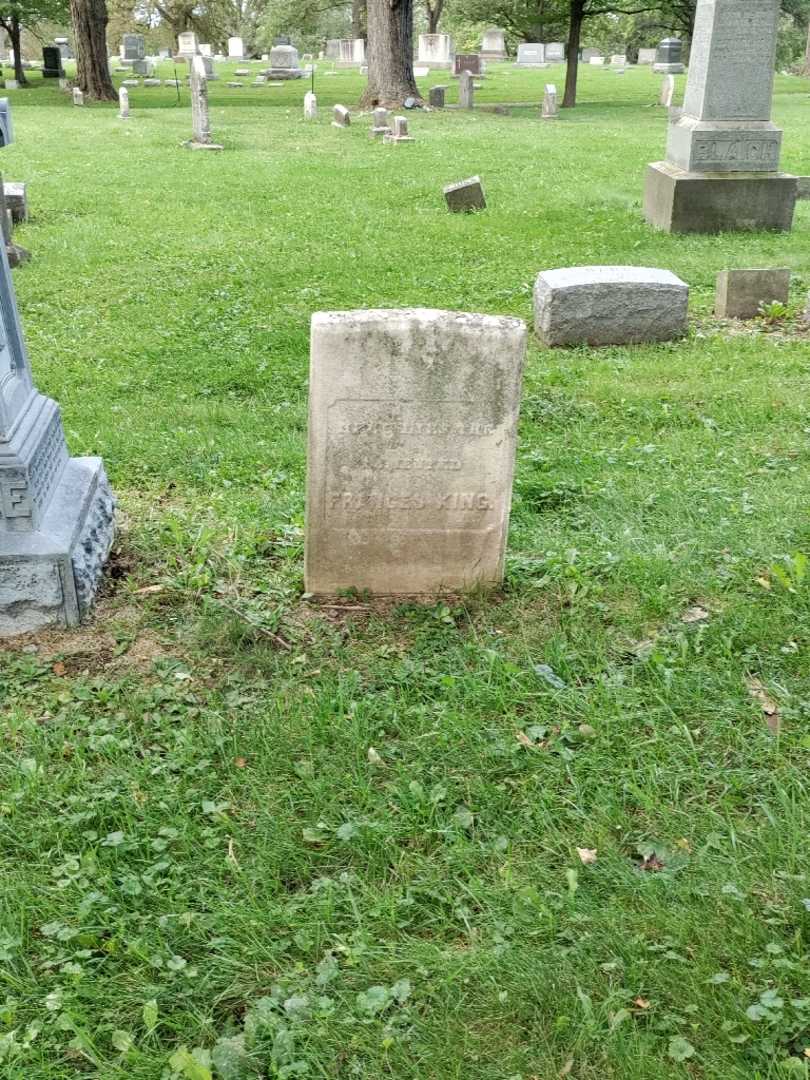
[633, 996, 650, 1009]
[516, 730, 535, 748]
[559, 1058, 574, 1078]
[134, 584, 165, 596]
[746, 676, 781, 734]
[233, 757, 247, 769]
[576, 847, 597, 865]
[681, 605, 710, 623]
[367, 747, 383, 765]
[638, 851, 665, 872]
[52, 662, 66, 677]
[755, 576, 772, 590]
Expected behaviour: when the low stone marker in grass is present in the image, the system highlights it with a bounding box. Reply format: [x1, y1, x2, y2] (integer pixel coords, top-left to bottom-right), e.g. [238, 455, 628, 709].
[4, 182, 26, 224]
[659, 74, 675, 107]
[384, 116, 413, 143]
[459, 70, 474, 109]
[304, 92, 317, 120]
[533, 266, 688, 346]
[118, 86, 129, 120]
[428, 85, 446, 107]
[796, 177, 810, 200]
[370, 107, 390, 136]
[443, 176, 486, 212]
[715, 268, 790, 319]
[187, 55, 223, 151]
[305, 308, 526, 595]
[0, 245, 115, 636]
[332, 105, 350, 128]
[72, 87, 83, 106]
[542, 84, 557, 119]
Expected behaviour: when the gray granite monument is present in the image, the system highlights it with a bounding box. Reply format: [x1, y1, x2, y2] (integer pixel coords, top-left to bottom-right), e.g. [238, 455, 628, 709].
[0, 246, 114, 636]
[644, 0, 796, 233]
[480, 28, 507, 61]
[187, 54, 222, 150]
[265, 44, 303, 78]
[653, 37, 685, 73]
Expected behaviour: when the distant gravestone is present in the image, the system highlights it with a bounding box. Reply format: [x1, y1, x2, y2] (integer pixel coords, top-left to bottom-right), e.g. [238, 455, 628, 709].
[714, 268, 790, 319]
[42, 46, 63, 78]
[132, 59, 153, 76]
[303, 91, 317, 119]
[384, 115, 413, 143]
[659, 73, 675, 107]
[325, 39, 340, 60]
[352, 38, 365, 64]
[545, 42, 565, 62]
[459, 69, 474, 109]
[429, 85, 446, 107]
[480, 27, 507, 60]
[0, 241, 115, 635]
[588, 55, 605, 66]
[610, 54, 626, 67]
[55, 37, 72, 59]
[542, 83, 557, 119]
[453, 53, 482, 77]
[72, 87, 84, 106]
[516, 43, 545, 67]
[796, 176, 810, 200]
[417, 33, 453, 68]
[443, 175, 486, 212]
[581, 48, 602, 61]
[118, 86, 129, 119]
[413, 65, 429, 77]
[199, 43, 212, 56]
[653, 37, 685, 73]
[332, 104, 350, 128]
[121, 34, 145, 61]
[227, 36, 244, 59]
[177, 32, 198, 58]
[644, 0, 797, 234]
[638, 47, 657, 64]
[266, 44, 303, 78]
[371, 106, 390, 136]
[304, 308, 526, 595]
[202, 56, 216, 79]
[534, 266, 688, 346]
[187, 54, 222, 150]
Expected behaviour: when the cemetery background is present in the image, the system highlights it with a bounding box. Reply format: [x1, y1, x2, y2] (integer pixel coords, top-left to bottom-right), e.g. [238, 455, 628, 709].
[0, 55, 810, 1079]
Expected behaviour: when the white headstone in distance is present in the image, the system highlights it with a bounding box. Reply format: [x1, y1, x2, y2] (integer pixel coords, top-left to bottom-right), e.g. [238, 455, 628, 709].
[118, 85, 129, 118]
[352, 38, 365, 64]
[72, 87, 83, 106]
[660, 73, 675, 107]
[416, 33, 453, 68]
[304, 91, 317, 119]
[545, 42, 565, 62]
[177, 31, 198, 58]
[516, 43, 545, 67]
[332, 104, 350, 128]
[542, 83, 557, 119]
[227, 36, 244, 59]
[480, 28, 506, 60]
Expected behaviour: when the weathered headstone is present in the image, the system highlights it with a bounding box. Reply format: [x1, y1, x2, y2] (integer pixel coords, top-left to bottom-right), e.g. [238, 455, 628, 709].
[227, 36, 244, 60]
[534, 266, 689, 346]
[588, 55, 605, 66]
[5, 80, 18, 91]
[72, 87, 84, 106]
[132, 59, 153, 76]
[542, 83, 557, 119]
[384, 115, 413, 143]
[325, 39, 341, 60]
[545, 42, 565, 62]
[480, 28, 507, 61]
[610, 54, 627, 67]
[303, 91, 317, 119]
[638, 47, 657, 64]
[0, 246, 115, 636]
[453, 53, 482, 77]
[55, 37, 72, 59]
[352, 38, 365, 64]
[121, 34, 145, 61]
[177, 31, 199, 59]
[660, 73, 675, 107]
[417, 33, 453, 68]
[459, 69, 474, 109]
[714, 267, 790, 318]
[371, 106, 390, 136]
[202, 56, 216, 79]
[429, 85, 446, 107]
[796, 176, 810, 200]
[187, 54, 222, 150]
[118, 86, 129, 119]
[199, 43, 212, 56]
[516, 43, 546, 67]
[42, 46, 64, 78]
[332, 104, 350, 128]
[644, 0, 797, 234]
[581, 48, 602, 61]
[266, 44, 303, 78]
[305, 309, 526, 595]
[0, 100, 13, 149]
[653, 36, 685, 73]
[4, 182, 26, 223]
[443, 176, 486, 212]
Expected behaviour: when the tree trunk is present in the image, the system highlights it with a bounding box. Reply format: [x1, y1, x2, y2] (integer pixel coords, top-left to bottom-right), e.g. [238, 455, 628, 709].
[562, 0, 584, 108]
[352, 0, 366, 41]
[360, 0, 419, 108]
[9, 17, 27, 87]
[70, 0, 117, 101]
[426, 0, 444, 35]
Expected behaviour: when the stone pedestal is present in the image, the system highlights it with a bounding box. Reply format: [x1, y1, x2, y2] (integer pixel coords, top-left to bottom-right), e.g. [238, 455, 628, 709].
[0, 246, 114, 637]
[480, 28, 506, 61]
[644, 161, 796, 233]
[417, 33, 453, 69]
[265, 44, 303, 79]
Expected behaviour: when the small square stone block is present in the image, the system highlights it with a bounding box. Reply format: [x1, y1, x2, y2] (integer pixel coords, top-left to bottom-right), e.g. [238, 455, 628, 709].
[715, 268, 790, 320]
[429, 85, 446, 108]
[443, 176, 486, 212]
[796, 177, 810, 200]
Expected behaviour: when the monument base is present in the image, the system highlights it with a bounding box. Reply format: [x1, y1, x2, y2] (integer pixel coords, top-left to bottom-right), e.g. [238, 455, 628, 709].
[480, 51, 506, 61]
[413, 60, 452, 69]
[185, 140, 224, 151]
[653, 62, 685, 73]
[644, 161, 797, 234]
[265, 68, 303, 78]
[0, 458, 115, 637]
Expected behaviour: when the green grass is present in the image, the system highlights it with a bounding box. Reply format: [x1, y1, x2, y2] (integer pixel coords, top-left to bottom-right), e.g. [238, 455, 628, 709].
[1, 61, 810, 1080]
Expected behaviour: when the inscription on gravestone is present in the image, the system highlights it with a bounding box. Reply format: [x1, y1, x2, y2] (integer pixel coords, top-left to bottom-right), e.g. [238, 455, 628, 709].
[305, 309, 525, 595]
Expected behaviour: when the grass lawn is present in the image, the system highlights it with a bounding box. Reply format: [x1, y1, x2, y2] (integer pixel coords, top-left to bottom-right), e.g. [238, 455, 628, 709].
[1, 59, 810, 1079]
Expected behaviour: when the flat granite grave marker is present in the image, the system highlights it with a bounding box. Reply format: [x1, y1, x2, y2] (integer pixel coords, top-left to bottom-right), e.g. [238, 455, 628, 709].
[443, 176, 486, 212]
[714, 268, 790, 318]
[305, 308, 526, 595]
[0, 245, 115, 636]
[534, 266, 689, 346]
[516, 43, 546, 67]
[453, 53, 482, 77]
[644, 0, 797, 233]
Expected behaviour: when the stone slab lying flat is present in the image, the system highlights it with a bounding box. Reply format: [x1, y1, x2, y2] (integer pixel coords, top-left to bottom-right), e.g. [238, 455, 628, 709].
[305, 308, 526, 595]
[534, 265, 688, 346]
[715, 268, 790, 319]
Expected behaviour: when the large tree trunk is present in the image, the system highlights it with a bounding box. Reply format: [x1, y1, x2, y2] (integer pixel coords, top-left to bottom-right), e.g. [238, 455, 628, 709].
[70, 0, 116, 100]
[9, 17, 27, 87]
[426, 0, 444, 35]
[352, 0, 366, 41]
[360, 0, 419, 108]
[562, 0, 584, 108]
